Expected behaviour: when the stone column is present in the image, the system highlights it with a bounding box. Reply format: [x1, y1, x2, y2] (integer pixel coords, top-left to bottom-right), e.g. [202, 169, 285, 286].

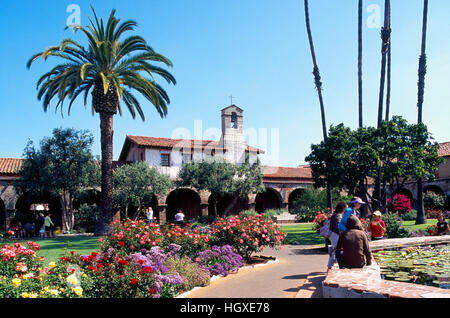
[200, 203, 209, 217]
[158, 204, 168, 225]
[281, 202, 289, 211]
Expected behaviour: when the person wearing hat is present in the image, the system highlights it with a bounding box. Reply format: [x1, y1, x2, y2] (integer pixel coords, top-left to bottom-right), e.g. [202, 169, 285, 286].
[338, 197, 365, 233]
[368, 211, 386, 240]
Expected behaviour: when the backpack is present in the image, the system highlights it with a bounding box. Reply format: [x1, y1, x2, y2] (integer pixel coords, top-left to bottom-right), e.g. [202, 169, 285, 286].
[320, 220, 331, 239]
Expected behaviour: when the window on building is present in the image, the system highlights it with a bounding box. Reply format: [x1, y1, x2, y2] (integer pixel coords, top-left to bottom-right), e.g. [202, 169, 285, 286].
[161, 153, 170, 167]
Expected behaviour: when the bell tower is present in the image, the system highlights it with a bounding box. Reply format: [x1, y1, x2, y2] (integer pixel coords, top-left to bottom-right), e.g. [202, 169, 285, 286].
[219, 104, 246, 164]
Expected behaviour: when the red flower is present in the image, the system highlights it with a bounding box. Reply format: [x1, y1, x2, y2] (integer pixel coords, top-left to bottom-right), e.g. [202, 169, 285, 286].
[149, 288, 154, 295]
[143, 266, 152, 273]
[138, 259, 144, 265]
[70, 251, 75, 255]
[118, 241, 125, 247]
[131, 278, 138, 285]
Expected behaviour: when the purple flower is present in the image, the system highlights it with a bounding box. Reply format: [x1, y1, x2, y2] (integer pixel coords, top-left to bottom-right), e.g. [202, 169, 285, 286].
[196, 245, 244, 277]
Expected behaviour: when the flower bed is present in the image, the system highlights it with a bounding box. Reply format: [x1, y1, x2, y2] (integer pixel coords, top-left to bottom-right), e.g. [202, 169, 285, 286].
[0, 213, 285, 298]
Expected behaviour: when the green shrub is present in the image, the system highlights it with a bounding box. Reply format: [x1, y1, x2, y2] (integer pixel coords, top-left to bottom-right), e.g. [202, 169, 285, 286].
[399, 209, 417, 221]
[74, 204, 100, 233]
[423, 192, 445, 211]
[291, 188, 352, 222]
[384, 213, 410, 238]
[239, 210, 258, 218]
[164, 255, 210, 294]
[262, 209, 284, 220]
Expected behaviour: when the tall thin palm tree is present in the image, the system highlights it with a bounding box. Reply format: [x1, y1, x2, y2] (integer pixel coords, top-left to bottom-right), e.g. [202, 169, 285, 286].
[27, 8, 176, 235]
[416, 0, 429, 224]
[304, 0, 332, 210]
[385, 4, 392, 121]
[374, 0, 391, 209]
[377, 0, 391, 128]
[358, 0, 363, 128]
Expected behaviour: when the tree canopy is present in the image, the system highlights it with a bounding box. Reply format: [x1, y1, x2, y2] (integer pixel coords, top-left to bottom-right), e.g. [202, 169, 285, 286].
[305, 116, 443, 212]
[16, 127, 99, 232]
[113, 161, 172, 220]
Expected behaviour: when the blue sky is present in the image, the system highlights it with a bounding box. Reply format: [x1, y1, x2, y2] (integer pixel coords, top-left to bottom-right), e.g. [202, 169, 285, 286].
[0, 0, 449, 167]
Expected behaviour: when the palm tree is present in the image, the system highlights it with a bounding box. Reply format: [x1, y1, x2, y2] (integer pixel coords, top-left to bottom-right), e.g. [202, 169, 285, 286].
[416, 0, 429, 224]
[374, 0, 391, 209]
[27, 8, 176, 235]
[358, 0, 363, 128]
[377, 0, 391, 129]
[385, 5, 392, 121]
[304, 0, 332, 210]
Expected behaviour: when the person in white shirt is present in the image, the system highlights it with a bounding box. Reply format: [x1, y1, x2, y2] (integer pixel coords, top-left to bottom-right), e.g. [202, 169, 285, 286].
[175, 210, 185, 227]
[146, 208, 154, 224]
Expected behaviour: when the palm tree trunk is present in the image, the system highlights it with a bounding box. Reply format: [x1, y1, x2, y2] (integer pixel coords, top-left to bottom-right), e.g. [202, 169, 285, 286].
[416, 0, 429, 225]
[377, 0, 391, 128]
[304, 0, 332, 210]
[95, 112, 114, 235]
[385, 1, 392, 122]
[358, 0, 363, 128]
[375, 0, 391, 206]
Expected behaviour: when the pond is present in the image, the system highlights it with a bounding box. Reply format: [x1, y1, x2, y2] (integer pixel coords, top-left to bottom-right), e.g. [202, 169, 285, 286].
[372, 244, 450, 289]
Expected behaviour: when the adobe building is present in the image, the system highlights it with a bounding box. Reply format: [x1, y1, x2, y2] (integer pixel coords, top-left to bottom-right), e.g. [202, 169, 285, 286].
[0, 105, 315, 227]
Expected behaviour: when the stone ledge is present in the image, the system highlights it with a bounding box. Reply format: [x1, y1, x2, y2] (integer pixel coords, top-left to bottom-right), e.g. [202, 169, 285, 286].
[370, 235, 450, 251]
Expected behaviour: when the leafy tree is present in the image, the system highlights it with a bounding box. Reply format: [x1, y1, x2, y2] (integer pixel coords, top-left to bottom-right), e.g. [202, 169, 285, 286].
[113, 162, 172, 220]
[16, 128, 99, 232]
[27, 8, 176, 235]
[305, 117, 443, 213]
[176, 159, 265, 217]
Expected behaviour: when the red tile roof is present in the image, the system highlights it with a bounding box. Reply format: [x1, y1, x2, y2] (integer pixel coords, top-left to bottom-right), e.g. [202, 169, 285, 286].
[120, 135, 264, 160]
[438, 142, 450, 157]
[263, 166, 313, 180]
[0, 158, 25, 175]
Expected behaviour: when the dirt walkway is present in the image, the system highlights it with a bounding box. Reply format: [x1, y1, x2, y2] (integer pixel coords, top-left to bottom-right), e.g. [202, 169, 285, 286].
[185, 245, 329, 298]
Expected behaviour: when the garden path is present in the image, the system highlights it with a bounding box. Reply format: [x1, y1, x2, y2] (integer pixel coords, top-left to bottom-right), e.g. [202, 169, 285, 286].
[185, 245, 329, 298]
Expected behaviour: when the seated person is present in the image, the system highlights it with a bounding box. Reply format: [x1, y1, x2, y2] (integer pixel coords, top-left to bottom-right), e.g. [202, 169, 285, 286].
[335, 215, 372, 269]
[437, 213, 449, 236]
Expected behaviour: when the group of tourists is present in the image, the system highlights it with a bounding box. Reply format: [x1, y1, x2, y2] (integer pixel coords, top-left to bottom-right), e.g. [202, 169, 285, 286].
[8, 212, 55, 239]
[325, 197, 386, 270]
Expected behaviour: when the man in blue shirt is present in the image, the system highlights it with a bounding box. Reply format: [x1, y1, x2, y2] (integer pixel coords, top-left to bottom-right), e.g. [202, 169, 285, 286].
[338, 197, 365, 233]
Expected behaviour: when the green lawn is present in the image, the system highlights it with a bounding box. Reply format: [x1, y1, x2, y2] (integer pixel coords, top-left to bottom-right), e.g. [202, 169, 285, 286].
[13, 236, 101, 265]
[279, 219, 439, 247]
[403, 219, 438, 232]
[279, 223, 324, 246]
